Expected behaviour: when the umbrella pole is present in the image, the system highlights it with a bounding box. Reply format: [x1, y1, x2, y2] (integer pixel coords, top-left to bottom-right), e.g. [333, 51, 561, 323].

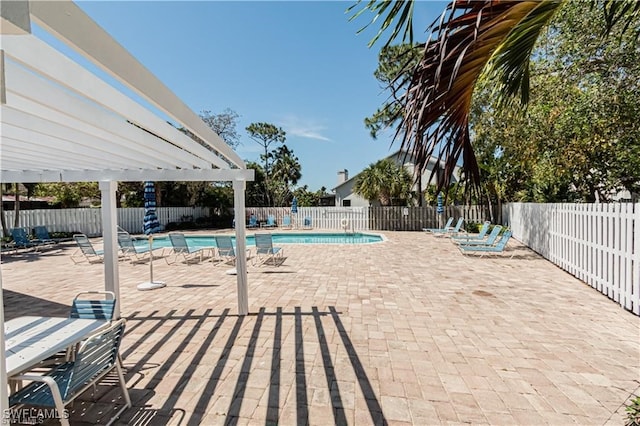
[137, 235, 165, 291]
[149, 236, 154, 283]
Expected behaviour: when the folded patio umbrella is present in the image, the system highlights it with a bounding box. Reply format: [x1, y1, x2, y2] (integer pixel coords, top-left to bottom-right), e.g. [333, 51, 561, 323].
[143, 181, 161, 235]
[139, 181, 164, 291]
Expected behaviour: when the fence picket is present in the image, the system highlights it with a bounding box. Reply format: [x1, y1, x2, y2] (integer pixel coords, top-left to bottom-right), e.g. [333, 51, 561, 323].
[633, 204, 640, 315]
[1, 206, 212, 237]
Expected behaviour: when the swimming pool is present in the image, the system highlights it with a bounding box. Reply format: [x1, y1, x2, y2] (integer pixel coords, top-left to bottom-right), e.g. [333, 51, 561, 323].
[134, 232, 384, 249]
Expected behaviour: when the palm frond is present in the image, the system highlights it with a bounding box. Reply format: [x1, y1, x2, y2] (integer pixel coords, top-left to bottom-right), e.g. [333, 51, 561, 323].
[601, 0, 640, 38]
[389, 0, 561, 194]
[487, 1, 563, 104]
[347, 0, 415, 47]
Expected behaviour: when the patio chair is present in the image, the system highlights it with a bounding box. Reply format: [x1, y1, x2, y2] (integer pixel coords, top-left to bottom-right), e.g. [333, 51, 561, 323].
[253, 233, 284, 266]
[455, 225, 503, 246]
[70, 290, 117, 321]
[452, 221, 491, 242]
[281, 215, 292, 229]
[423, 217, 454, 233]
[44, 291, 117, 365]
[117, 232, 152, 263]
[247, 214, 259, 228]
[10, 319, 131, 426]
[71, 234, 104, 264]
[459, 230, 513, 257]
[10, 227, 42, 251]
[262, 215, 277, 228]
[164, 232, 211, 264]
[303, 216, 313, 229]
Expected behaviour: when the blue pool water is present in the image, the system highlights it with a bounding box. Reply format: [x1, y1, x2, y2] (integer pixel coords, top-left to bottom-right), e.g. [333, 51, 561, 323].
[135, 232, 383, 250]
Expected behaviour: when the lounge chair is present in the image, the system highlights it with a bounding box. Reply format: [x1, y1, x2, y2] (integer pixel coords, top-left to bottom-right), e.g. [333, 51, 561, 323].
[247, 215, 259, 228]
[455, 225, 503, 246]
[164, 232, 211, 264]
[213, 235, 250, 266]
[452, 221, 491, 242]
[33, 225, 59, 245]
[281, 215, 292, 229]
[303, 216, 313, 229]
[423, 217, 453, 233]
[213, 235, 237, 265]
[459, 230, 513, 257]
[71, 234, 104, 264]
[431, 217, 464, 236]
[10, 319, 131, 426]
[117, 232, 152, 263]
[10, 227, 43, 251]
[253, 233, 284, 266]
[262, 215, 277, 228]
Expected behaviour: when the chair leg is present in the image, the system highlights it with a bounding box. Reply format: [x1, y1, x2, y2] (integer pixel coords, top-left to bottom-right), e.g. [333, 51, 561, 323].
[99, 359, 133, 426]
[117, 359, 132, 408]
[45, 377, 70, 426]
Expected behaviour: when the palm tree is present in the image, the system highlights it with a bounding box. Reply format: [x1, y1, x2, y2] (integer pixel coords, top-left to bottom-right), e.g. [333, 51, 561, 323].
[354, 159, 413, 206]
[350, 0, 640, 193]
[271, 145, 302, 206]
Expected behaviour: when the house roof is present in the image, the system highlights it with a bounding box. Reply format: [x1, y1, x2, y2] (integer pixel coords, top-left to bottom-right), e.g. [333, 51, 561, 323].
[1, 195, 54, 203]
[0, 1, 253, 184]
[332, 149, 449, 191]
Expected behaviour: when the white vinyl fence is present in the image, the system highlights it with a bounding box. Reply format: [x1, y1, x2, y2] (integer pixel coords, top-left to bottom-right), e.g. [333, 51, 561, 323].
[1, 207, 210, 237]
[504, 203, 640, 315]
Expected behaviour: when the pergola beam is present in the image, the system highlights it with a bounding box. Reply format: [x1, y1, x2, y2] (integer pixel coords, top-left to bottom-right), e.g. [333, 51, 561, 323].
[0, 168, 255, 183]
[4, 62, 212, 169]
[2, 35, 231, 170]
[29, 0, 245, 168]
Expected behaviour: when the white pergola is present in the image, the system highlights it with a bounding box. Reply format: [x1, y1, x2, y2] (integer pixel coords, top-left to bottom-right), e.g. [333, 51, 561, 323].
[0, 0, 254, 410]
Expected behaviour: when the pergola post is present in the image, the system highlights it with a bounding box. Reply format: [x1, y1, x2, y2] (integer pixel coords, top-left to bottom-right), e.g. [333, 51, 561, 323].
[0, 269, 8, 415]
[99, 180, 120, 318]
[233, 179, 249, 316]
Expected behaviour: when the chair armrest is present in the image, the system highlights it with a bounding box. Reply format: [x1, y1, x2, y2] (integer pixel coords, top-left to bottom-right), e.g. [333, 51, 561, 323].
[11, 374, 66, 408]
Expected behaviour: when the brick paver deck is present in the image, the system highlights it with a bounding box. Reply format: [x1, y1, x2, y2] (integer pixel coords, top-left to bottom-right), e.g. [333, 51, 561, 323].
[2, 231, 639, 425]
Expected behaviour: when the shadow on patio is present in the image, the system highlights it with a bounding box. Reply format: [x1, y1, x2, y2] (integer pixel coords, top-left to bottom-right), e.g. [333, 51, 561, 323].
[71, 307, 387, 425]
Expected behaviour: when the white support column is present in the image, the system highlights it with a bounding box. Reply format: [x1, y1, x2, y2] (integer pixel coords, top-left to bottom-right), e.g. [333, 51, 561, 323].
[233, 179, 249, 316]
[0, 268, 8, 415]
[99, 181, 120, 318]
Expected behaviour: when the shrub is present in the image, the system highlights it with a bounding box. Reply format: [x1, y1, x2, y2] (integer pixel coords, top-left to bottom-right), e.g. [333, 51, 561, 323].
[626, 396, 640, 426]
[464, 222, 483, 233]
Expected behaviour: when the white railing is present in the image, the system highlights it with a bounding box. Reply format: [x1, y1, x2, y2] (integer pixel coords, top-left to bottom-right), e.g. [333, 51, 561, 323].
[245, 207, 370, 231]
[1, 207, 210, 237]
[504, 203, 640, 315]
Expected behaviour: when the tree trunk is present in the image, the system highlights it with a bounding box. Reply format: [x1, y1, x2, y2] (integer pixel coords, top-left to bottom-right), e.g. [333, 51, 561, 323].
[0, 185, 8, 238]
[486, 189, 494, 224]
[13, 183, 21, 228]
[417, 175, 423, 207]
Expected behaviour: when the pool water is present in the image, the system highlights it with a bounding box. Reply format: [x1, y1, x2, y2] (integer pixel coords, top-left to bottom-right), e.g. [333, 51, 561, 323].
[135, 232, 383, 249]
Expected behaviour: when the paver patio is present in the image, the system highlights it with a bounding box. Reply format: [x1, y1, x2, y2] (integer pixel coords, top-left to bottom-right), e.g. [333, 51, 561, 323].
[2, 231, 639, 425]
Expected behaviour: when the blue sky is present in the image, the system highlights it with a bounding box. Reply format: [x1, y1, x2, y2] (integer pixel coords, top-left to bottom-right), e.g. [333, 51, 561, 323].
[72, 1, 446, 191]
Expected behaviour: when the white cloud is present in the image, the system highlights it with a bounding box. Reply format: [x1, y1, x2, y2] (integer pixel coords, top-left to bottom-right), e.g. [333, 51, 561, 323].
[278, 115, 331, 142]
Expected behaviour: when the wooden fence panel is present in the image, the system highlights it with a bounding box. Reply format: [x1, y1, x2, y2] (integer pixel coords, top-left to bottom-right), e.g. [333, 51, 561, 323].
[504, 202, 639, 316]
[367, 205, 492, 232]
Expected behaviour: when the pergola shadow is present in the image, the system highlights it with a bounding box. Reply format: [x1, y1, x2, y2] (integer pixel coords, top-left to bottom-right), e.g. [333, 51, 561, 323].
[113, 307, 388, 425]
[2, 289, 70, 321]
